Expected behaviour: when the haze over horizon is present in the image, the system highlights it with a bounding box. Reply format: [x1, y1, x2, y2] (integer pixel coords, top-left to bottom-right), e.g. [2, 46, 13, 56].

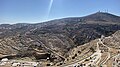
[0, 0, 120, 24]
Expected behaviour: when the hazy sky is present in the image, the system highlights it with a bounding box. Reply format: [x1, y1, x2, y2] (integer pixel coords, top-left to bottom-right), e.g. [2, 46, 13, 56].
[0, 0, 120, 24]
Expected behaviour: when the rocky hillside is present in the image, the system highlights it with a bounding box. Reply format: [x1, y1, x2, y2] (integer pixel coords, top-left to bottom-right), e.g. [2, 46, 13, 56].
[102, 30, 120, 49]
[0, 12, 120, 62]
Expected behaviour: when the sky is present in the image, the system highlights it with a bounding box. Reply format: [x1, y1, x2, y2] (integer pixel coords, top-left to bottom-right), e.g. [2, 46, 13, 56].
[0, 0, 120, 24]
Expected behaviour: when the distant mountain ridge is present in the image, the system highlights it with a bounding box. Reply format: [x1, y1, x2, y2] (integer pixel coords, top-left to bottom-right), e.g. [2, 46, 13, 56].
[83, 12, 120, 22]
[1, 12, 120, 27]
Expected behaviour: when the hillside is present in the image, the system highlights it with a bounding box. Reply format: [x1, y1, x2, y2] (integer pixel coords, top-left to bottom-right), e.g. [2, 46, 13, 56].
[0, 12, 120, 66]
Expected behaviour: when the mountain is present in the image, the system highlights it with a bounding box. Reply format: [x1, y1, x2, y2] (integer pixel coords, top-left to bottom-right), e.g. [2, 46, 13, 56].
[0, 12, 120, 64]
[83, 12, 120, 23]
